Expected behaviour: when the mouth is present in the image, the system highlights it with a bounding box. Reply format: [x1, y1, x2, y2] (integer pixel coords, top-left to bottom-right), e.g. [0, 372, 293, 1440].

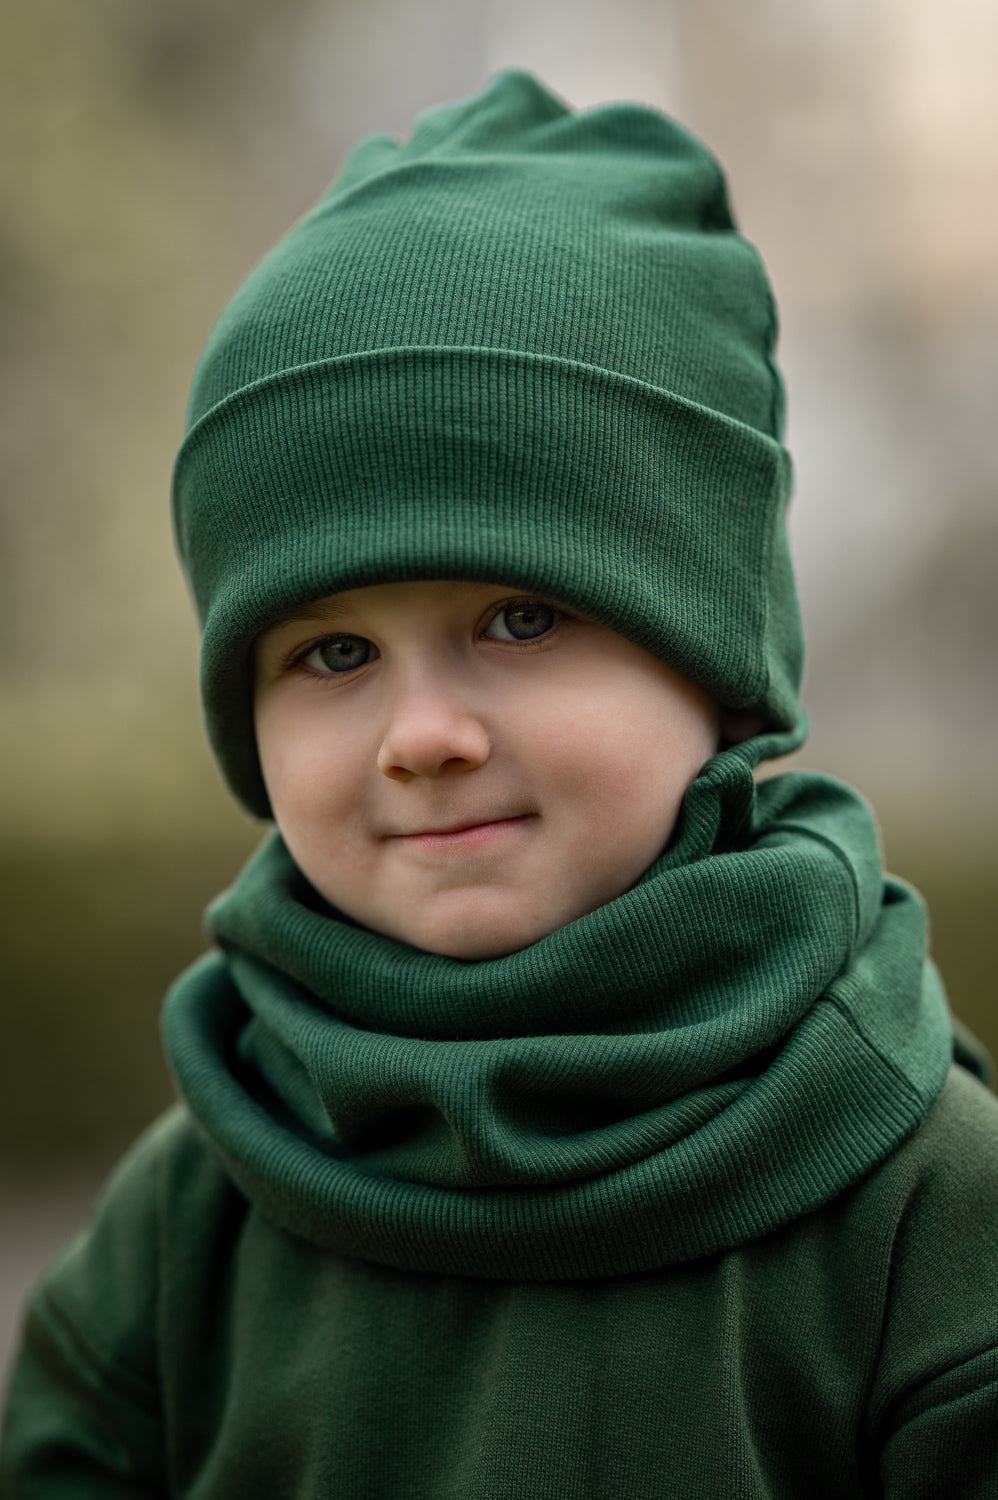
[390, 814, 535, 850]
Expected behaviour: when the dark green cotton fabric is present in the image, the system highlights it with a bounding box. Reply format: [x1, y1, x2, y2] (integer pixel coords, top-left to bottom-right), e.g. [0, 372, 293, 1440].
[5, 1070, 998, 1499]
[172, 70, 805, 815]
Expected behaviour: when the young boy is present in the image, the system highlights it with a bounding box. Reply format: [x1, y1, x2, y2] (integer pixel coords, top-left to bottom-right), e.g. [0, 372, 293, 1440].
[3, 70, 997, 1498]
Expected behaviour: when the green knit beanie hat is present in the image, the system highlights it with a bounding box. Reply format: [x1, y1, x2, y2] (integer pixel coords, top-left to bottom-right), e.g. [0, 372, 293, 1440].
[173, 70, 806, 817]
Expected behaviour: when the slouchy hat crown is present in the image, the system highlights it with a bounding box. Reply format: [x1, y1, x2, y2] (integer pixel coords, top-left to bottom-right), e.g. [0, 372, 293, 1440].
[173, 70, 806, 816]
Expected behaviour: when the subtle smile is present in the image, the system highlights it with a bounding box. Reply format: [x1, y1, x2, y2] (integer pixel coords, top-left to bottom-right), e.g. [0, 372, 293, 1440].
[391, 815, 535, 851]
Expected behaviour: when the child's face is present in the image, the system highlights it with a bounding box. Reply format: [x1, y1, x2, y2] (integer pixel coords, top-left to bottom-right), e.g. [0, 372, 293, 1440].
[253, 580, 720, 960]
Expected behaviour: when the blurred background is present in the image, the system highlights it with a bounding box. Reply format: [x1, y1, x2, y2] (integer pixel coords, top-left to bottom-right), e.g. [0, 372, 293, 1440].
[2, 0, 996, 1378]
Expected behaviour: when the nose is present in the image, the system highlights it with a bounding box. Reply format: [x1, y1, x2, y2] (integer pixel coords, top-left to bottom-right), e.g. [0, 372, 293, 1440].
[376, 679, 491, 781]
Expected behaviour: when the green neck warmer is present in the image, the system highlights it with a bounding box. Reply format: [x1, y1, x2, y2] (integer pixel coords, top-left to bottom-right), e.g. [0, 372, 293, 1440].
[163, 753, 952, 1281]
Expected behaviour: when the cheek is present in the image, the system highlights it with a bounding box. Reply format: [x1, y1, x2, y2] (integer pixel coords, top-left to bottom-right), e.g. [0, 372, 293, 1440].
[532, 689, 714, 833]
[256, 701, 366, 822]
[546, 694, 710, 777]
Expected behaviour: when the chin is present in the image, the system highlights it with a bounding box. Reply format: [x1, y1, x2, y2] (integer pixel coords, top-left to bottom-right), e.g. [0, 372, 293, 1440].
[390, 897, 563, 963]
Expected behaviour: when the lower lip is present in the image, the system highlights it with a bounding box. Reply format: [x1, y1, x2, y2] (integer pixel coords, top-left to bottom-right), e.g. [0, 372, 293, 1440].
[396, 816, 533, 851]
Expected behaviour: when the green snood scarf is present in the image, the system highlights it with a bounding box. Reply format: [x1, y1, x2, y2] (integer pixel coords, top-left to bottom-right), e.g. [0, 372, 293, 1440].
[164, 73, 955, 1279]
[164, 747, 953, 1280]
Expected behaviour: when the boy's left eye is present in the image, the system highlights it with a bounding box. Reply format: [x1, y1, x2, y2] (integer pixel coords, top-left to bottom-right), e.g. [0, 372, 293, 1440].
[483, 600, 559, 643]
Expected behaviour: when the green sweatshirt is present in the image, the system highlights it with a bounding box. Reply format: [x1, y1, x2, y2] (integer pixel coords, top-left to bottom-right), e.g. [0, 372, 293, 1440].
[3, 760, 998, 1497]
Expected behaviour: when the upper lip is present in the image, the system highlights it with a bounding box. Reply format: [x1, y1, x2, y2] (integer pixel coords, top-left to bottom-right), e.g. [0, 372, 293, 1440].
[389, 814, 531, 838]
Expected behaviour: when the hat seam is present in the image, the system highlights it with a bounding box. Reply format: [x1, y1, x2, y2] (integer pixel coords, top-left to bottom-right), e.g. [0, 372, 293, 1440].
[175, 344, 787, 463]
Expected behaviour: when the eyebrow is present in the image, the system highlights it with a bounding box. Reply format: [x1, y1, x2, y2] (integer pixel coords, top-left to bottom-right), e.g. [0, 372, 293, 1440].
[261, 598, 349, 634]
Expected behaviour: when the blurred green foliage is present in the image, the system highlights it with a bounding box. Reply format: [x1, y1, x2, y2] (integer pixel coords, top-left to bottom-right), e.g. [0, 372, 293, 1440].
[1, 831, 256, 1166]
[886, 838, 997, 1072]
[1, 827, 994, 1169]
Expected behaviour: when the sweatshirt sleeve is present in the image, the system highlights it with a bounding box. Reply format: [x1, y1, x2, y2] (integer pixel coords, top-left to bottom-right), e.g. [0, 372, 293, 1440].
[870, 1068, 998, 1498]
[0, 1121, 172, 1498]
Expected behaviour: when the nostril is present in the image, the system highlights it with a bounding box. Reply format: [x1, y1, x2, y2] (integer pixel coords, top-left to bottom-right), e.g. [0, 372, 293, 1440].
[377, 718, 492, 780]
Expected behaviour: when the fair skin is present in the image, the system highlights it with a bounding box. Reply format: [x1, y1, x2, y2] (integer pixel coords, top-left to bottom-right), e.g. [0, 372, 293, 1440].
[253, 580, 721, 961]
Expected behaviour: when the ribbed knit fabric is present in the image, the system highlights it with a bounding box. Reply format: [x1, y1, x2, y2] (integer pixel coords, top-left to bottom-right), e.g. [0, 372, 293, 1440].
[161, 748, 953, 1280]
[172, 71, 805, 816]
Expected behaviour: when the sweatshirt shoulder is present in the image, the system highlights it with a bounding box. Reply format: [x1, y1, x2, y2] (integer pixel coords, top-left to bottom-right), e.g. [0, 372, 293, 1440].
[887, 1062, 998, 1202]
[32, 1106, 247, 1379]
[885, 1061, 998, 1294]
[856, 1067, 998, 1483]
[850, 1062, 998, 1286]
[856, 1070, 997, 1370]
[71, 1102, 244, 1251]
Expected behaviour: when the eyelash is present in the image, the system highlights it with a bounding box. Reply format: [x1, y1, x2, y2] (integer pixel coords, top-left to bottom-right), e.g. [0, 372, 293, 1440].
[480, 597, 565, 645]
[280, 597, 566, 679]
[281, 636, 369, 677]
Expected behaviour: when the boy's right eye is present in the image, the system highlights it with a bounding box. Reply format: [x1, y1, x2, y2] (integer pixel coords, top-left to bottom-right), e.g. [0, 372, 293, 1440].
[302, 635, 377, 674]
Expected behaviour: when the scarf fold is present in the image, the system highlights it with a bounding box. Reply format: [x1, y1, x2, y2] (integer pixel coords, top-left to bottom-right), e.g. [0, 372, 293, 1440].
[163, 745, 952, 1280]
